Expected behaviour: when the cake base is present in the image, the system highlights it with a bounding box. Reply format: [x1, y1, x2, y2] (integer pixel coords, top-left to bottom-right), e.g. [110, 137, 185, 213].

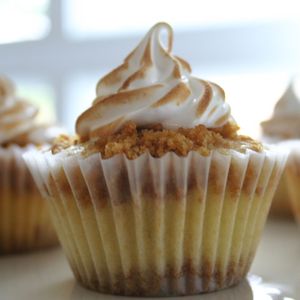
[0, 194, 58, 254]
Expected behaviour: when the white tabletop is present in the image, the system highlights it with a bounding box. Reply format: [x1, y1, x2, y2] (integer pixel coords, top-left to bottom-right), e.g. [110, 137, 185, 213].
[1, 220, 299, 300]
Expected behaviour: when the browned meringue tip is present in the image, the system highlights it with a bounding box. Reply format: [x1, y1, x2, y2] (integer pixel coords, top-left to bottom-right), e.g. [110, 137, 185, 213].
[151, 82, 191, 108]
[96, 22, 174, 97]
[76, 85, 164, 138]
[209, 81, 226, 100]
[129, 22, 173, 55]
[175, 56, 192, 73]
[154, 22, 173, 52]
[196, 80, 212, 116]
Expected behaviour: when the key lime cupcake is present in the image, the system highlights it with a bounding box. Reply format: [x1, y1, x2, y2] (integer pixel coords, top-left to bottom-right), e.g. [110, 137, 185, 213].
[0, 76, 62, 253]
[24, 23, 287, 296]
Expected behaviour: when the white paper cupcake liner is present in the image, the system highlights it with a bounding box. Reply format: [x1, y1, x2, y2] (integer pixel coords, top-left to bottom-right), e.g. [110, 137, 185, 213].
[23, 146, 287, 296]
[268, 178, 293, 218]
[0, 145, 58, 254]
[281, 140, 300, 224]
[260, 139, 295, 219]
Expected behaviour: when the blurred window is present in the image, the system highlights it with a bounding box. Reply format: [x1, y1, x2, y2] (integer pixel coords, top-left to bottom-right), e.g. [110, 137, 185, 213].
[63, 0, 299, 39]
[0, 0, 50, 44]
[16, 79, 56, 124]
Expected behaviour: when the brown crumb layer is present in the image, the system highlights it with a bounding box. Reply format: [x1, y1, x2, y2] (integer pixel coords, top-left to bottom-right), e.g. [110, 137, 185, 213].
[51, 135, 78, 154]
[1, 141, 43, 148]
[1, 132, 45, 148]
[1, 135, 37, 148]
[52, 121, 263, 159]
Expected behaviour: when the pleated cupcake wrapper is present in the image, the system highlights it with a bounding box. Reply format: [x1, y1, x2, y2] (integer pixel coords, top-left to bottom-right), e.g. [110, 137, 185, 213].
[265, 140, 300, 219]
[268, 177, 293, 218]
[0, 145, 58, 253]
[281, 140, 300, 224]
[24, 146, 287, 296]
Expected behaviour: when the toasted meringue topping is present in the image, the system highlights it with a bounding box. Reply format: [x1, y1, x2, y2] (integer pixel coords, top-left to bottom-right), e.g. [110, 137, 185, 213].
[0, 76, 62, 145]
[261, 80, 300, 139]
[76, 22, 231, 140]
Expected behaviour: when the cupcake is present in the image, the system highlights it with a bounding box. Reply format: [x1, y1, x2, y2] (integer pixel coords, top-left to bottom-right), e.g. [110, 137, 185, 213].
[261, 81, 300, 218]
[23, 23, 287, 296]
[0, 76, 62, 253]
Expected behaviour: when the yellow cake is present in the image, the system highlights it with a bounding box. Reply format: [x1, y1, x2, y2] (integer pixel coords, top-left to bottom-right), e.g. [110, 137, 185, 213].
[23, 23, 287, 296]
[0, 76, 61, 253]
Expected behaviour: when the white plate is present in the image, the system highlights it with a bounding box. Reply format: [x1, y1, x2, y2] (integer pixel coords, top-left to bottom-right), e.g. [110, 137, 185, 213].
[1, 220, 299, 300]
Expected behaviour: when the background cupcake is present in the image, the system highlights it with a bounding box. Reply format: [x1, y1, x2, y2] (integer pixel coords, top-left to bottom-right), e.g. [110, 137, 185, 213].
[24, 23, 287, 296]
[261, 80, 300, 218]
[0, 76, 63, 254]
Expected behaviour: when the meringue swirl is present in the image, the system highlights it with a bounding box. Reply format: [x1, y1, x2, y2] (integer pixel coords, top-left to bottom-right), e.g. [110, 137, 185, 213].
[261, 81, 300, 139]
[0, 76, 61, 145]
[76, 22, 231, 140]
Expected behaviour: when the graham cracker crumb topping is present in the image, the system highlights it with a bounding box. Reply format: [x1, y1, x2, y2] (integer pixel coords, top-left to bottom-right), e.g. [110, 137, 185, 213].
[52, 122, 263, 159]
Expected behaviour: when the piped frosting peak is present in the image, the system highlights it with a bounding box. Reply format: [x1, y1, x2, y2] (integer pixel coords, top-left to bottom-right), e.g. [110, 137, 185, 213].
[0, 76, 62, 145]
[261, 80, 300, 139]
[76, 22, 232, 140]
